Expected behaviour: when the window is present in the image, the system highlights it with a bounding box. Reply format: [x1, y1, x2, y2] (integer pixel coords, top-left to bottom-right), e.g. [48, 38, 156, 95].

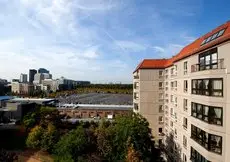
[183, 135, 187, 148]
[170, 108, 173, 116]
[134, 93, 139, 99]
[184, 80, 188, 92]
[191, 125, 222, 154]
[199, 48, 218, 71]
[191, 147, 210, 162]
[159, 93, 164, 102]
[191, 102, 223, 126]
[170, 121, 173, 127]
[159, 128, 163, 133]
[183, 153, 187, 162]
[159, 82, 163, 90]
[183, 117, 187, 129]
[134, 82, 139, 89]
[217, 29, 225, 37]
[192, 78, 223, 97]
[183, 99, 188, 111]
[175, 129, 177, 136]
[159, 70, 163, 77]
[201, 29, 226, 46]
[174, 81, 177, 90]
[171, 82, 173, 90]
[159, 105, 164, 113]
[184, 61, 188, 75]
[159, 116, 163, 123]
[134, 103, 139, 111]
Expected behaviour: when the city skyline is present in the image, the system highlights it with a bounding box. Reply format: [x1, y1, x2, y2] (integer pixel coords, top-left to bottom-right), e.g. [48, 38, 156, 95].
[0, 0, 229, 83]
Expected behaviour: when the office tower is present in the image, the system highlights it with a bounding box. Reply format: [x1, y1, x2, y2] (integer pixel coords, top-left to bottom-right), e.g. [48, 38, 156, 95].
[29, 69, 37, 83]
[20, 74, 27, 83]
[38, 68, 49, 74]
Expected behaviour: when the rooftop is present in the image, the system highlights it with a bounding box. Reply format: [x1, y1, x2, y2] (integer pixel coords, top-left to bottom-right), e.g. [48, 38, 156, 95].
[58, 103, 133, 110]
[134, 20, 230, 72]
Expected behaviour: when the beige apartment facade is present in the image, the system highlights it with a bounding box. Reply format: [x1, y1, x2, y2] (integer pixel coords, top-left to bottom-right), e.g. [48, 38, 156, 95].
[133, 21, 230, 162]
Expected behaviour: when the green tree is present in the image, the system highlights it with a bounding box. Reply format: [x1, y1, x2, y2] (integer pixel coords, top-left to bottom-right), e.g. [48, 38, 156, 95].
[26, 125, 45, 149]
[54, 126, 90, 162]
[95, 120, 114, 161]
[41, 123, 59, 153]
[111, 113, 159, 162]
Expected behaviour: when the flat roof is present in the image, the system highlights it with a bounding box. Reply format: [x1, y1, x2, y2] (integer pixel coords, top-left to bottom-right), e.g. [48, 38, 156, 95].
[58, 103, 133, 110]
[10, 98, 56, 104]
[0, 96, 13, 101]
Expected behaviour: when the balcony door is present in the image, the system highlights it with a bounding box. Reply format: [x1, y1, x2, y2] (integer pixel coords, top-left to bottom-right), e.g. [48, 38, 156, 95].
[199, 48, 218, 71]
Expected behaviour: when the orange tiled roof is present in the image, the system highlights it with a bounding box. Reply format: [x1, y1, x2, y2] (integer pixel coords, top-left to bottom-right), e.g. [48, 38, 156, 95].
[134, 21, 230, 73]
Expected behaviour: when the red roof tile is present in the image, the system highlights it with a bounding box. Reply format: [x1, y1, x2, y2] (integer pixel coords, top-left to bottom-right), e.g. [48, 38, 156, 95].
[134, 21, 230, 73]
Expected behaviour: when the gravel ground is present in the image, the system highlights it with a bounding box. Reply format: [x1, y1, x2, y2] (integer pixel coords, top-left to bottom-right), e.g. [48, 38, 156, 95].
[57, 93, 133, 105]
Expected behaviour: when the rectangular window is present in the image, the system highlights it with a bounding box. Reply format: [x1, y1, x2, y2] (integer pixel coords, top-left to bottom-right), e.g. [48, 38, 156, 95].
[199, 48, 218, 70]
[159, 128, 163, 133]
[191, 78, 223, 97]
[170, 108, 173, 116]
[183, 117, 187, 129]
[159, 70, 163, 77]
[183, 99, 188, 111]
[171, 95, 173, 102]
[159, 82, 163, 90]
[183, 153, 187, 162]
[184, 61, 188, 75]
[183, 135, 187, 148]
[191, 147, 210, 162]
[184, 80, 188, 93]
[191, 125, 222, 154]
[159, 105, 164, 113]
[134, 93, 139, 99]
[191, 102, 223, 126]
[134, 103, 139, 111]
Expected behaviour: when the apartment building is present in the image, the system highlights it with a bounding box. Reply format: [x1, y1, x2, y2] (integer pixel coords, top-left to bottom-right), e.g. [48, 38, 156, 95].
[133, 21, 230, 162]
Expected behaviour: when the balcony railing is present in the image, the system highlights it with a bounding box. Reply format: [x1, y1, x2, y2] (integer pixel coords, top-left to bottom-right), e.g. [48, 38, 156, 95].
[191, 59, 225, 73]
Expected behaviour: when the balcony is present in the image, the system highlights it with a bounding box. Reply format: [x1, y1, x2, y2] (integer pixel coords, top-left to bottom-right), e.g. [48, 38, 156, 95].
[191, 59, 224, 73]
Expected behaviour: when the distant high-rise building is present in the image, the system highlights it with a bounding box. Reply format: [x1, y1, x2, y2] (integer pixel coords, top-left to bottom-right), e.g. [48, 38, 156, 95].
[20, 74, 27, 83]
[38, 68, 49, 74]
[29, 69, 37, 83]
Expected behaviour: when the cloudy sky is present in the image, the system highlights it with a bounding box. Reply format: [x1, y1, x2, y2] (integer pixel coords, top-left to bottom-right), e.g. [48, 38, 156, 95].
[0, 0, 229, 83]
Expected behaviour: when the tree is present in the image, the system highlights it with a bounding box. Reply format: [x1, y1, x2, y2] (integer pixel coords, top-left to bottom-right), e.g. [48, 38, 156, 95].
[23, 112, 38, 131]
[95, 120, 114, 161]
[26, 125, 45, 149]
[126, 141, 141, 162]
[41, 123, 59, 153]
[54, 126, 90, 162]
[112, 113, 154, 161]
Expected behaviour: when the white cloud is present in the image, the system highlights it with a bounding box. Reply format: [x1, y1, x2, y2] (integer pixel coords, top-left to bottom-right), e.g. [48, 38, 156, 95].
[152, 46, 165, 53]
[0, 0, 201, 83]
[115, 40, 146, 52]
[152, 44, 184, 58]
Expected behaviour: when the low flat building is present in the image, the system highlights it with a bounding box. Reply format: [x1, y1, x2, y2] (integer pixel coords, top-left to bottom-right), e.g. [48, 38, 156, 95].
[58, 104, 132, 118]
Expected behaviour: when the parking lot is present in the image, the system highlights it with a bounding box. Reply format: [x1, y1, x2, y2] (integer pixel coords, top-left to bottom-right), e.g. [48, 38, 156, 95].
[57, 93, 133, 105]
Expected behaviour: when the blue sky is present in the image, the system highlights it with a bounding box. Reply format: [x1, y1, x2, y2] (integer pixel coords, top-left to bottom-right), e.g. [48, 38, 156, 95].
[0, 0, 229, 83]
